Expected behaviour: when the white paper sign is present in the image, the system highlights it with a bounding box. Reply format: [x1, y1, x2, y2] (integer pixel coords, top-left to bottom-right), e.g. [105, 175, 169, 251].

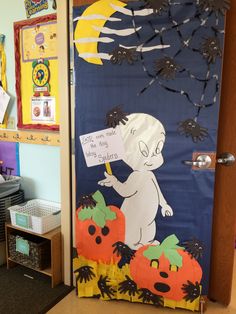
[0, 86, 10, 123]
[80, 128, 125, 167]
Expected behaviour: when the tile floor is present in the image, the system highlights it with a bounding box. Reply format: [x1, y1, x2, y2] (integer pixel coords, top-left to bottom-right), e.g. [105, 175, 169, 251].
[48, 254, 236, 314]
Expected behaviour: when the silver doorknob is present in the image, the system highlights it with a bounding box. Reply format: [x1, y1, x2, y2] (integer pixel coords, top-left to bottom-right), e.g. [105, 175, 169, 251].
[183, 155, 212, 169]
[217, 153, 235, 166]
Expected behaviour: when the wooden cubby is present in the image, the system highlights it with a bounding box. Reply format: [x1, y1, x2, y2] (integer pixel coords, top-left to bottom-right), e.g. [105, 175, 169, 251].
[5, 223, 62, 288]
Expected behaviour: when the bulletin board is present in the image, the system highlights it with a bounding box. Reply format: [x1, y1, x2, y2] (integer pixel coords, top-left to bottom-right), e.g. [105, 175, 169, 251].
[14, 14, 59, 131]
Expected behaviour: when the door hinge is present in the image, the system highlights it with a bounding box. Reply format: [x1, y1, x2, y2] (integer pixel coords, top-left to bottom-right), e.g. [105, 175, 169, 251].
[71, 138, 75, 155]
[70, 69, 75, 86]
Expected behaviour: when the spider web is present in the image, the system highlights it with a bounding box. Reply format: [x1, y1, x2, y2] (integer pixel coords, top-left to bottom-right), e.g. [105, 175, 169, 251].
[127, 0, 225, 126]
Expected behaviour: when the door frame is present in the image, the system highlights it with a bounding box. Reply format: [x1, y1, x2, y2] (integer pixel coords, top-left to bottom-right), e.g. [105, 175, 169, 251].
[209, 3, 236, 305]
[58, 0, 72, 286]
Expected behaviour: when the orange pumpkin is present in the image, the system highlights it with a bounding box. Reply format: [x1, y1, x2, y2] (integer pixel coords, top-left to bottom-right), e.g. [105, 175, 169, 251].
[75, 191, 125, 264]
[130, 235, 202, 301]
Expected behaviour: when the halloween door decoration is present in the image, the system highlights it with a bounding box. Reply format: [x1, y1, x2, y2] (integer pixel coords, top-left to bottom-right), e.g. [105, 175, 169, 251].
[73, 0, 229, 311]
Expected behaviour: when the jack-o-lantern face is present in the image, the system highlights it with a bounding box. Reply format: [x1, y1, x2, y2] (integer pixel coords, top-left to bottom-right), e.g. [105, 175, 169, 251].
[130, 235, 203, 301]
[75, 191, 125, 264]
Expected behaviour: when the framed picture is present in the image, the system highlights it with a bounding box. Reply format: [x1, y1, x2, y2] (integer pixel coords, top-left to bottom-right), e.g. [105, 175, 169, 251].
[14, 14, 59, 131]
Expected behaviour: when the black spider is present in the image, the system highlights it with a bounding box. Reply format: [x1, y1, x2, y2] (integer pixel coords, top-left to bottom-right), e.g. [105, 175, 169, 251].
[97, 275, 116, 299]
[178, 119, 208, 143]
[78, 194, 97, 209]
[182, 238, 204, 260]
[199, 0, 230, 15]
[155, 57, 181, 80]
[74, 266, 95, 283]
[138, 288, 163, 306]
[201, 37, 222, 64]
[106, 106, 128, 128]
[182, 281, 201, 303]
[110, 47, 138, 65]
[112, 241, 136, 268]
[144, 0, 169, 15]
[118, 275, 139, 297]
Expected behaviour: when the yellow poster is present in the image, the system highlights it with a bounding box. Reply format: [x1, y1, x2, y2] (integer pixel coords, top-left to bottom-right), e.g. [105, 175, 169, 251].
[21, 21, 57, 62]
[15, 16, 59, 130]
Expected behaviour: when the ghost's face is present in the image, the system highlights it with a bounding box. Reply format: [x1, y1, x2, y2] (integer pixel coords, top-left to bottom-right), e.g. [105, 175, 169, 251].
[119, 113, 166, 171]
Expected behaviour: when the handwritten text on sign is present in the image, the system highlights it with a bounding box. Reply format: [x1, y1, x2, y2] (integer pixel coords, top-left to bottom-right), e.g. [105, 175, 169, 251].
[80, 128, 125, 167]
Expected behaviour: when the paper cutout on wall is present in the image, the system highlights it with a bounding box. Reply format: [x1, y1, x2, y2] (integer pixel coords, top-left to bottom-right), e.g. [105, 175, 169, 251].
[76, 191, 125, 263]
[74, 0, 225, 143]
[130, 235, 202, 301]
[0, 86, 10, 124]
[183, 238, 204, 260]
[98, 113, 173, 250]
[24, 0, 48, 19]
[0, 142, 20, 176]
[198, 0, 230, 15]
[73, 234, 203, 307]
[79, 127, 125, 168]
[178, 119, 209, 143]
[143, 0, 169, 14]
[73, 0, 170, 65]
[32, 59, 51, 97]
[110, 47, 138, 65]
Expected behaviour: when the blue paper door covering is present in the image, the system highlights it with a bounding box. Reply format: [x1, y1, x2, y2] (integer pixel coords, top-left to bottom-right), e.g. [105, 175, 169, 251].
[73, 0, 228, 311]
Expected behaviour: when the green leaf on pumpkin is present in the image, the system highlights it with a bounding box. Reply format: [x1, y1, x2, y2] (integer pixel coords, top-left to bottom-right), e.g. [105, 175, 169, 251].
[143, 245, 163, 260]
[164, 249, 183, 268]
[101, 206, 116, 221]
[161, 234, 182, 249]
[78, 208, 93, 221]
[143, 234, 184, 267]
[92, 191, 106, 208]
[78, 191, 117, 226]
[92, 208, 106, 228]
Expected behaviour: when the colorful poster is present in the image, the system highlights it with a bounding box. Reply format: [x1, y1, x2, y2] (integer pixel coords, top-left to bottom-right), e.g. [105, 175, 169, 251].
[0, 142, 20, 176]
[14, 15, 60, 130]
[24, 0, 49, 19]
[21, 21, 57, 62]
[73, 0, 228, 311]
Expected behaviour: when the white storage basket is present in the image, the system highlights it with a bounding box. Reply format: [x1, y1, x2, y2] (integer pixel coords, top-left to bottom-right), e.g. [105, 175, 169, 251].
[8, 199, 61, 234]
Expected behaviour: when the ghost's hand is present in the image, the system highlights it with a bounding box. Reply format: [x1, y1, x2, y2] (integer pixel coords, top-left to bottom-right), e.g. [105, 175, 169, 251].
[161, 204, 173, 217]
[98, 172, 118, 187]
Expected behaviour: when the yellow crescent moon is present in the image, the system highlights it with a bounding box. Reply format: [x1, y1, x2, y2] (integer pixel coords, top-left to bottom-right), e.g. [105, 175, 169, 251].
[74, 0, 126, 65]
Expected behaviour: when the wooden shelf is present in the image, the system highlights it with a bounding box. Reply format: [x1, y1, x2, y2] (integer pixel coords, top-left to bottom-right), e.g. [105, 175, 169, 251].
[8, 257, 52, 276]
[5, 223, 61, 240]
[5, 223, 62, 288]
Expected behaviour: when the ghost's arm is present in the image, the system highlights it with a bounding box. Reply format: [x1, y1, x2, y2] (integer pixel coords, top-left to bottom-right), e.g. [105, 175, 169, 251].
[98, 172, 138, 198]
[152, 179, 173, 217]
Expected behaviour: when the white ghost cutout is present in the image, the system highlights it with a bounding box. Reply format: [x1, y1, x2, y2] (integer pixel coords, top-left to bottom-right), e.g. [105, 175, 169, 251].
[98, 113, 173, 250]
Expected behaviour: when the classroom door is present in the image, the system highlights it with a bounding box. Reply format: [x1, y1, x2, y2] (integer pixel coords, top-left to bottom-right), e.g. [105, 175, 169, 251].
[209, 1, 236, 306]
[72, 0, 230, 311]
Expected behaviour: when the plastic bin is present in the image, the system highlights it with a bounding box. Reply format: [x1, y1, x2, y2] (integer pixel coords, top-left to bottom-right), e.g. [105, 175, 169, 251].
[0, 176, 21, 198]
[0, 190, 25, 242]
[8, 199, 61, 234]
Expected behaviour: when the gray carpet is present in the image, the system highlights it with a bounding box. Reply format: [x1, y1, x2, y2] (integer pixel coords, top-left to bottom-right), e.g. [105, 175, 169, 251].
[0, 264, 73, 314]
